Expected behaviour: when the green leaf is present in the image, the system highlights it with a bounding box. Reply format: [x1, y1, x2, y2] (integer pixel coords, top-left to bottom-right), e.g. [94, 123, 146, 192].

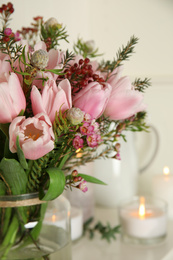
[30, 202, 48, 240]
[78, 173, 107, 185]
[40, 167, 65, 201]
[16, 136, 28, 170]
[58, 148, 72, 170]
[0, 158, 28, 195]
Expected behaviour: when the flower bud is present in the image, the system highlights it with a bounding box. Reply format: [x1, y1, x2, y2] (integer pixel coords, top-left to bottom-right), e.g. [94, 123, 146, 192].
[45, 18, 62, 30]
[115, 143, 121, 152]
[4, 28, 12, 36]
[71, 169, 78, 177]
[31, 49, 49, 70]
[85, 40, 95, 54]
[79, 180, 88, 193]
[67, 107, 84, 125]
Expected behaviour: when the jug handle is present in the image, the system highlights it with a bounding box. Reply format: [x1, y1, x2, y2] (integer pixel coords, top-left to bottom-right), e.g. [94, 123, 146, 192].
[139, 125, 159, 174]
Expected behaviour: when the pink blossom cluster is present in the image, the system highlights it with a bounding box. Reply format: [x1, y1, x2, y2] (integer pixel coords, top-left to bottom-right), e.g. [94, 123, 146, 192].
[73, 113, 102, 150]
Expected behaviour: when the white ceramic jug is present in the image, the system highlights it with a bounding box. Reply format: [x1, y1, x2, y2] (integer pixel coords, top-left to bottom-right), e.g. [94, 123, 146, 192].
[93, 126, 159, 207]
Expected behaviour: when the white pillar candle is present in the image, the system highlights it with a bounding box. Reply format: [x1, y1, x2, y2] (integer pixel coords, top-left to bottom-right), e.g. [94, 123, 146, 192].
[152, 166, 173, 218]
[71, 207, 83, 241]
[119, 197, 167, 244]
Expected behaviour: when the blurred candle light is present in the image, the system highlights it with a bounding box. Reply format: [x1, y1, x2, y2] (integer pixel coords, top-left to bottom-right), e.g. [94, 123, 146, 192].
[119, 196, 167, 244]
[152, 166, 173, 218]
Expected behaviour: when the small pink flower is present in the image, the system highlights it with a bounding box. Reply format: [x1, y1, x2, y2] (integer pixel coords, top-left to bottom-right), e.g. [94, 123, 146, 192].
[115, 152, 121, 160]
[4, 28, 12, 36]
[14, 31, 21, 41]
[73, 135, 84, 150]
[86, 134, 101, 148]
[80, 122, 94, 135]
[9, 113, 55, 160]
[83, 113, 92, 122]
[79, 180, 88, 193]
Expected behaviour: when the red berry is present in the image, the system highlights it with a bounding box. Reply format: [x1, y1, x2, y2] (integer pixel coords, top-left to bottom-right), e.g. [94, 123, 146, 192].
[79, 59, 84, 65]
[7, 2, 13, 9]
[3, 36, 10, 42]
[9, 7, 14, 13]
[2, 4, 7, 11]
[84, 57, 90, 64]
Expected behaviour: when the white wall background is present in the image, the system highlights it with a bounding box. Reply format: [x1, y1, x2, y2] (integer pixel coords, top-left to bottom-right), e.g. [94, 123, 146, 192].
[1, 0, 173, 196]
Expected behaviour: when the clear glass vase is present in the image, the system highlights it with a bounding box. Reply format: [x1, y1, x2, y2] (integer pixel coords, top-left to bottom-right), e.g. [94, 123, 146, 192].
[0, 193, 71, 260]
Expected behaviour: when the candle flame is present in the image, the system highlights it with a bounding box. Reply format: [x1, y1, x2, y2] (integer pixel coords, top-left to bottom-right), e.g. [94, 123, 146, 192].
[139, 197, 145, 218]
[163, 166, 170, 176]
[76, 148, 81, 153]
[76, 148, 82, 158]
[52, 214, 56, 222]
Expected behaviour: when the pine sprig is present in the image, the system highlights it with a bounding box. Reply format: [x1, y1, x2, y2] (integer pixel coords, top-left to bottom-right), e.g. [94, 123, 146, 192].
[0, 35, 23, 70]
[100, 35, 138, 73]
[124, 111, 149, 132]
[133, 77, 151, 92]
[83, 217, 121, 242]
[27, 154, 51, 192]
[62, 50, 75, 69]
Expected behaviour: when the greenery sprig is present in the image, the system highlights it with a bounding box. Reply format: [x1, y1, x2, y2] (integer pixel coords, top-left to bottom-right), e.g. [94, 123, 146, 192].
[83, 217, 121, 243]
[100, 35, 138, 73]
[133, 77, 151, 92]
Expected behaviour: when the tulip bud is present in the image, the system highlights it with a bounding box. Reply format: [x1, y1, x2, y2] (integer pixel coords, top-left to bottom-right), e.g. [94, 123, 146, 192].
[67, 107, 84, 125]
[31, 49, 49, 70]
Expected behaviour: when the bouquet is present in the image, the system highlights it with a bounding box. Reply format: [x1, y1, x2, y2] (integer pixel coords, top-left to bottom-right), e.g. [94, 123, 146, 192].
[0, 2, 150, 259]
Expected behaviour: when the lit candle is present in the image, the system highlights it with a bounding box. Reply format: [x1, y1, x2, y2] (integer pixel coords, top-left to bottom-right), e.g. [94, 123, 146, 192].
[44, 206, 83, 241]
[119, 196, 167, 244]
[152, 166, 173, 218]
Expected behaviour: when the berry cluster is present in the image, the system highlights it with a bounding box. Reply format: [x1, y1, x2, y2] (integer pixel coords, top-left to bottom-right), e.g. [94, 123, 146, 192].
[0, 3, 14, 14]
[57, 57, 105, 95]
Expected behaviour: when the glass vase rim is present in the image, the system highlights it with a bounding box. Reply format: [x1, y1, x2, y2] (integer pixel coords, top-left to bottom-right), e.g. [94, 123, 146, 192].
[0, 192, 40, 201]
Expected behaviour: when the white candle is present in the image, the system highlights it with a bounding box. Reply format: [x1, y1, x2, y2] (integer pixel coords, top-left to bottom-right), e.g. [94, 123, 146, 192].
[119, 197, 167, 241]
[44, 206, 83, 241]
[71, 207, 83, 241]
[152, 166, 173, 218]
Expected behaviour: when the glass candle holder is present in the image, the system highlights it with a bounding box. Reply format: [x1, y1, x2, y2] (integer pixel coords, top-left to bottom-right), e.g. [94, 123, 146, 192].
[119, 196, 167, 245]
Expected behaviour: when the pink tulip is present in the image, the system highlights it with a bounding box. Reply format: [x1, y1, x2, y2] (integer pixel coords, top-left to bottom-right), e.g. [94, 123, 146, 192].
[72, 81, 112, 119]
[0, 73, 26, 123]
[31, 78, 72, 123]
[0, 52, 12, 82]
[9, 113, 54, 160]
[104, 73, 146, 120]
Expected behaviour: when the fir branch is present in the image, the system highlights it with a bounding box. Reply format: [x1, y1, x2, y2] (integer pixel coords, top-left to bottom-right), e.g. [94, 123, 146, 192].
[100, 35, 138, 73]
[83, 217, 121, 242]
[62, 50, 75, 69]
[124, 111, 150, 132]
[133, 77, 151, 92]
[27, 154, 51, 192]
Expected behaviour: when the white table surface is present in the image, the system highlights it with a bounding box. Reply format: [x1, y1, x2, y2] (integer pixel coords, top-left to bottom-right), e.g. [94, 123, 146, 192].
[72, 207, 173, 260]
